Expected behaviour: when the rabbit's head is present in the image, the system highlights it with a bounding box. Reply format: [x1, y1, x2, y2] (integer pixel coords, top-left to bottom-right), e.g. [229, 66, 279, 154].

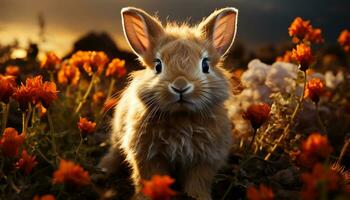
[121, 7, 238, 113]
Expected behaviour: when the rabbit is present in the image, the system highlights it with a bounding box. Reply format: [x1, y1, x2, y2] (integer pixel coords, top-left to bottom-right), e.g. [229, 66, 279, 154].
[98, 6, 240, 200]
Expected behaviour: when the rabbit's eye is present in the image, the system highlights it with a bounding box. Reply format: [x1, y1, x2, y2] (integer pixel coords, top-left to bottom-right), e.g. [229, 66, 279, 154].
[154, 59, 162, 74]
[202, 57, 210, 73]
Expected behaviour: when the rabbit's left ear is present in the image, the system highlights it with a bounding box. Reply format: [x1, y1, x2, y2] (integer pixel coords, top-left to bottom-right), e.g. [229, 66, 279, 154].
[199, 7, 238, 56]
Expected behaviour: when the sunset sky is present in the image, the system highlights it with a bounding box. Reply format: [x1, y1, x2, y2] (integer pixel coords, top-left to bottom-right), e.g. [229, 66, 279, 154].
[0, 0, 349, 56]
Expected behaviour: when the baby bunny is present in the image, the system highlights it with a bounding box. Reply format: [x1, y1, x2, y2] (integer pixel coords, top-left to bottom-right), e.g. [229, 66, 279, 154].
[99, 6, 239, 200]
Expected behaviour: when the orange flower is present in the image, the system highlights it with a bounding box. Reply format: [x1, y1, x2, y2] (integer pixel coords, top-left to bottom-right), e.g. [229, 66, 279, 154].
[92, 91, 106, 105]
[103, 98, 118, 113]
[26, 76, 59, 108]
[289, 17, 312, 43]
[243, 103, 270, 130]
[0, 74, 17, 103]
[233, 69, 243, 79]
[292, 43, 314, 71]
[57, 62, 80, 86]
[15, 149, 38, 175]
[39, 81, 59, 108]
[33, 194, 56, 200]
[41, 52, 61, 71]
[13, 76, 58, 110]
[298, 133, 332, 168]
[0, 128, 24, 157]
[77, 117, 96, 135]
[5, 65, 21, 77]
[304, 78, 326, 103]
[52, 159, 91, 187]
[288, 17, 323, 44]
[338, 29, 350, 52]
[142, 175, 177, 200]
[301, 163, 348, 200]
[70, 51, 109, 76]
[106, 58, 127, 78]
[276, 50, 295, 63]
[12, 84, 34, 111]
[247, 184, 274, 200]
[306, 28, 324, 44]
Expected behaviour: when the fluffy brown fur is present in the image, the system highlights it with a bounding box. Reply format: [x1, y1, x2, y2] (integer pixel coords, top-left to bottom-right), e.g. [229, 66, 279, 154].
[99, 7, 239, 200]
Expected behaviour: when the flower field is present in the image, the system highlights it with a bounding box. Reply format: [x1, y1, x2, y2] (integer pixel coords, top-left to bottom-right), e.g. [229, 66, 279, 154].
[0, 16, 350, 200]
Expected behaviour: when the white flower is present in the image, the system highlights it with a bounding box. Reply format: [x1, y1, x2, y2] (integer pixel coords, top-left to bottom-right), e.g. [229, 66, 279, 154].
[324, 71, 344, 89]
[241, 59, 269, 88]
[265, 61, 298, 93]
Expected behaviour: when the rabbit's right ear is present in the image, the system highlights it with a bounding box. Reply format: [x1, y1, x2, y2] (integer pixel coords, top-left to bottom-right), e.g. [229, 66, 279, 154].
[121, 7, 164, 57]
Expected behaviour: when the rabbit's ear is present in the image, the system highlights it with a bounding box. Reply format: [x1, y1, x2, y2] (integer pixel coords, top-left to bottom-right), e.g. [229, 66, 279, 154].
[121, 7, 164, 57]
[199, 7, 238, 56]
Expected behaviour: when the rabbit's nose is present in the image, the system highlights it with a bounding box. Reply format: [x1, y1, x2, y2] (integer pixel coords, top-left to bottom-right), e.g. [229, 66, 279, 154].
[169, 76, 193, 94]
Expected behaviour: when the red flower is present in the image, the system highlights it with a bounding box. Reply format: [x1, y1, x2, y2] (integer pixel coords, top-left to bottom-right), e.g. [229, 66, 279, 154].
[233, 69, 243, 79]
[0, 74, 17, 103]
[289, 17, 312, 43]
[57, 62, 80, 86]
[33, 194, 56, 200]
[52, 159, 91, 187]
[292, 43, 314, 71]
[142, 175, 177, 200]
[298, 133, 332, 168]
[77, 117, 96, 135]
[306, 28, 324, 44]
[304, 78, 326, 103]
[92, 91, 106, 105]
[40, 52, 61, 71]
[247, 184, 274, 200]
[12, 84, 33, 111]
[12, 76, 58, 110]
[0, 128, 24, 157]
[301, 163, 348, 200]
[288, 17, 323, 44]
[243, 103, 271, 130]
[338, 29, 350, 52]
[39, 81, 59, 108]
[103, 98, 118, 113]
[105, 58, 127, 78]
[5, 65, 21, 77]
[70, 51, 109, 76]
[276, 51, 295, 63]
[15, 149, 38, 175]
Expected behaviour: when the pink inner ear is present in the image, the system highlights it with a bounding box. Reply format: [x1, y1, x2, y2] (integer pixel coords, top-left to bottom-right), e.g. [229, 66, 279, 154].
[212, 12, 236, 54]
[123, 13, 150, 54]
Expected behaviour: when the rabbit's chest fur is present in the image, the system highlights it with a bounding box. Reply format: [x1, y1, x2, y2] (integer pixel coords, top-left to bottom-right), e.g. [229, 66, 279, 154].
[112, 89, 232, 166]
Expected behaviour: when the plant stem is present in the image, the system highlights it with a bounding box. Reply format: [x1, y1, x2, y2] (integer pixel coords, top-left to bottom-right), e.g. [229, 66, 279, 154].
[49, 71, 55, 82]
[1, 103, 9, 134]
[107, 78, 116, 99]
[47, 109, 59, 164]
[265, 70, 306, 160]
[315, 103, 327, 135]
[23, 104, 32, 137]
[65, 85, 71, 97]
[31, 106, 36, 125]
[75, 131, 84, 161]
[36, 149, 55, 168]
[248, 129, 257, 149]
[221, 181, 234, 200]
[337, 138, 350, 164]
[22, 112, 26, 135]
[75, 74, 96, 114]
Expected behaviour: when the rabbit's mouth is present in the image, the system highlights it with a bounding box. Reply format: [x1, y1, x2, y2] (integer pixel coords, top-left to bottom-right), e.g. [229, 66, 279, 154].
[166, 97, 196, 112]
